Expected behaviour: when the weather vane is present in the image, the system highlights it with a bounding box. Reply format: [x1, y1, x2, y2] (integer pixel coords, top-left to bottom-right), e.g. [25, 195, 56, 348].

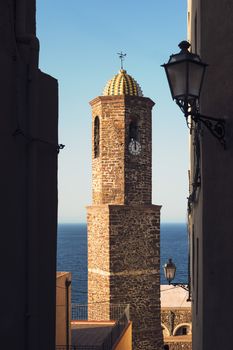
[117, 51, 127, 69]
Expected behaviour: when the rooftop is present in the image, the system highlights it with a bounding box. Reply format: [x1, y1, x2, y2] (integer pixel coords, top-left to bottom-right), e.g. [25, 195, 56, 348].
[72, 321, 115, 347]
[160, 285, 191, 308]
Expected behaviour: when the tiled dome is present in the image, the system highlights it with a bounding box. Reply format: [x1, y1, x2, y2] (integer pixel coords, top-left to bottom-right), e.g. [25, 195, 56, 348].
[103, 69, 143, 97]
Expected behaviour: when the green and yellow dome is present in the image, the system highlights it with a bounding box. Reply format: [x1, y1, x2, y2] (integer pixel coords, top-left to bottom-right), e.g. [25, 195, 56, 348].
[103, 69, 143, 97]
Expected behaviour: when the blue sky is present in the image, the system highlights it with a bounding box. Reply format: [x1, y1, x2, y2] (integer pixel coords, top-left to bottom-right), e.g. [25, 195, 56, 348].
[37, 0, 188, 223]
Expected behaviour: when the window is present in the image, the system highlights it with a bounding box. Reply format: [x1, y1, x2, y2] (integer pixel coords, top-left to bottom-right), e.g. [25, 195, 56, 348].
[94, 116, 100, 158]
[129, 119, 138, 141]
[174, 325, 191, 336]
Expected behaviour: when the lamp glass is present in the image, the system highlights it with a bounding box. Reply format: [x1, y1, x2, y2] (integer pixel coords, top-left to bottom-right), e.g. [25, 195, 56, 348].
[163, 41, 207, 106]
[188, 60, 206, 98]
[165, 61, 187, 100]
[164, 258, 176, 283]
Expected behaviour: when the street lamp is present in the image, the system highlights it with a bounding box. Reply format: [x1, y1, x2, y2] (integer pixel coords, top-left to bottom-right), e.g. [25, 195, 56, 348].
[162, 41, 226, 148]
[163, 258, 190, 298]
[163, 258, 176, 284]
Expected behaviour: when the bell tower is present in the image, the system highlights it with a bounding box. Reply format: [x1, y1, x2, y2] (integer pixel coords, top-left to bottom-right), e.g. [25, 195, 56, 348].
[87, 68, 163, 350]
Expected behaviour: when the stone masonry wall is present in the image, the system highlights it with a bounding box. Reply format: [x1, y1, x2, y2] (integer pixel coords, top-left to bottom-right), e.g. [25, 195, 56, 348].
[87, 204, 163, 349]
[124, 96, 154, 205]
[109, 205, 163, 350]
[162, 308, 192, 350]
[165, 343, 192, 350]
[90, 96, 125, 205]
[87, 205, 110, 320]
[161, 308, 192, 335]
[89, 96, 154, 206]
[91, 98, 102, 204]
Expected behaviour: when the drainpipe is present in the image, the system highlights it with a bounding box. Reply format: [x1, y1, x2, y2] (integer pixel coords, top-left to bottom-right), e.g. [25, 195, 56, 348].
[65, 279, 72, 350]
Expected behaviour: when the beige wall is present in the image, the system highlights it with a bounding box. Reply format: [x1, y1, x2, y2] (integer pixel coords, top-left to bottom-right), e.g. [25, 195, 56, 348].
[56, 272, 72, 347]
[113, 322, 132, 350]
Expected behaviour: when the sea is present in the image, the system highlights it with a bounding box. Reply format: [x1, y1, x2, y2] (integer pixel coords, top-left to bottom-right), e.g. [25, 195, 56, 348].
[57, 223, 188, 304]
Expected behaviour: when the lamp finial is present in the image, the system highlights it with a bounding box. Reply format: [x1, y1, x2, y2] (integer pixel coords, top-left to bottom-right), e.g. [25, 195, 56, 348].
[178, 41, 191, 52]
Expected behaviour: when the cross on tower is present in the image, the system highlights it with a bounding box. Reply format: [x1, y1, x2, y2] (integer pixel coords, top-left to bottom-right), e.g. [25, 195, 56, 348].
[117, 51, 127, 69]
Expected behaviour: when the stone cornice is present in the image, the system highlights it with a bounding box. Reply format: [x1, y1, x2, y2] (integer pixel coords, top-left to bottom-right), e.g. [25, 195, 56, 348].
[86, 204, 162, 210]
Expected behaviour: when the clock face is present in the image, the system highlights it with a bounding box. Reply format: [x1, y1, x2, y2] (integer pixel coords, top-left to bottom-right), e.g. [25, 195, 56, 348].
[128, 139, 142, 155]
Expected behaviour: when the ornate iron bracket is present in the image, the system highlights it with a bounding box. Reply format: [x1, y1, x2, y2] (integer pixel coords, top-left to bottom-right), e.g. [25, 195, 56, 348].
[13, 127, 65, 153]
[191, 112, 226, 148]
[175, 99, 226, 148]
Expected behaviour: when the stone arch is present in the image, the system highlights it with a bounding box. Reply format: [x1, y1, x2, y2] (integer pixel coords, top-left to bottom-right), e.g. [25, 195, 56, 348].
[173, 323, 192, 336]
[161, 323, 170, 337]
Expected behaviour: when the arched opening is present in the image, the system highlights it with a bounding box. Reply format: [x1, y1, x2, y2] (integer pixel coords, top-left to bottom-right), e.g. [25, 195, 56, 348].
[129, 119, 138, 141]
[173, 323, 192, 336]
[94, 116, 100, 158]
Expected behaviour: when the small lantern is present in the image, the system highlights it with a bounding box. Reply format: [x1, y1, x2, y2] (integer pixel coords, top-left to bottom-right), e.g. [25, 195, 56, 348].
[162, 41, 207, 111]
[164, 258, 176, 284]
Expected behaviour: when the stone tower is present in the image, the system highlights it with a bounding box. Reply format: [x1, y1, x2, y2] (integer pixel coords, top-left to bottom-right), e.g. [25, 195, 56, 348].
[87, 69, 163, 350]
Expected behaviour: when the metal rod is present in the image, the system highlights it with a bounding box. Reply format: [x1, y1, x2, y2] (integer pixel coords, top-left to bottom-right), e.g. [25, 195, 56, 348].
[170, 283, 189, 292]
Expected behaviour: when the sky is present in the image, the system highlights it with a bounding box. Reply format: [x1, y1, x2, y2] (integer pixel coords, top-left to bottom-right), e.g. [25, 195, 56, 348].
[36, 0, 189, 223]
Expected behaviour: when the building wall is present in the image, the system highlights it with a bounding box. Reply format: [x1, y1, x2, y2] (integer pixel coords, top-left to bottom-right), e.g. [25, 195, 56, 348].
[161, 308, 192, 336]
[161, 285, 192, 349]
[56, 272, 72, 347]
[90, 96, 125, 205]
[164, 343, 191, 350]
[113, 321, 132, 350]
[109, 205, 161, 350]
[87, 204, 162, 348]
[162, 307, 192, 350]
[188, 1, 233, 350]
[87, 205, 110, 320]
[0, 2, 58, 349]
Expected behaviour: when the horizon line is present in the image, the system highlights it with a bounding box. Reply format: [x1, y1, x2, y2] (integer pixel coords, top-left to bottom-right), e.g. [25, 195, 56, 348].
[58, 221, 187, 225]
